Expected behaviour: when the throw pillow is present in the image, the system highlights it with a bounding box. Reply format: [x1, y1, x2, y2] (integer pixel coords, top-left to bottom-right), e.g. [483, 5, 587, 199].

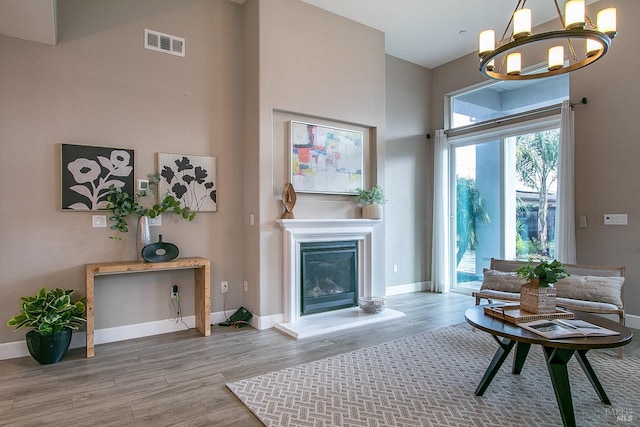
[481, 269, 526, 292]
[555, 275, 624, 308]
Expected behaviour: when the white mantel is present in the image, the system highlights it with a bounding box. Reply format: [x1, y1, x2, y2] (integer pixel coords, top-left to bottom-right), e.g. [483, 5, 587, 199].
[274, 218, 403, 339]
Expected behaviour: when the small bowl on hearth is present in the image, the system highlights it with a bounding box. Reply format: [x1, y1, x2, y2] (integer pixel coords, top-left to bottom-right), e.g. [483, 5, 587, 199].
[358, 296, 387, 314]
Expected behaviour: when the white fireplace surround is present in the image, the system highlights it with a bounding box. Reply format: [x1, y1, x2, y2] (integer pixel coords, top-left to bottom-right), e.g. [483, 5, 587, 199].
[277, 218, 379, 322]
[275, 219, 405, 339]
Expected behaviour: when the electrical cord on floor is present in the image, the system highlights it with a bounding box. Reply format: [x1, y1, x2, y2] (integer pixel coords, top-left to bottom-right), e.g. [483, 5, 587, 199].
[169, 299, 177, 321]
[175, 295, 189, 329]
[168, 296, 189, 329]
[213, 292, 250, 328]
[213, 291, 230, 327]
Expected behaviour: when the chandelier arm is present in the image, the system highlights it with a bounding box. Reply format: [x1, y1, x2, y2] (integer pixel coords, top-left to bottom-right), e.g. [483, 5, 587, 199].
[568, 38, 578, 63]
[553, 0, 565, 27]
[500, 0, 527, 44]
[554, 0, 578, 62]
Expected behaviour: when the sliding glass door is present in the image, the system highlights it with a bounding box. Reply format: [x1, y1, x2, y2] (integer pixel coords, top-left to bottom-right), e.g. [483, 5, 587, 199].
[450, 124, 559, 292]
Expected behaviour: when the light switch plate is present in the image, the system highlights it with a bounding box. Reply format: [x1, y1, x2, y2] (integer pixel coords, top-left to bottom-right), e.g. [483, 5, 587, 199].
[579, 215, 588, 229]
[137, 179, 149, 191]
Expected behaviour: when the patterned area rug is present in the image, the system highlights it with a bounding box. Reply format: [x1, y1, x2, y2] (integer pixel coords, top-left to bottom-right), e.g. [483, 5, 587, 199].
[227, 324, 639, 427]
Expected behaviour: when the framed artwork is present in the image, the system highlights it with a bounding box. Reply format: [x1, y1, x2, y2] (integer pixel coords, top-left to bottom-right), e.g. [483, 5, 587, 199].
[290, 120, 363, 194]
[61, 144, 134, 210]
[158, 153, 217, 212]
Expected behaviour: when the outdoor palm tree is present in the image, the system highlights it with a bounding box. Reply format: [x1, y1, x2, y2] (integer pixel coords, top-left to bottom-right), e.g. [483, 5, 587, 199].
[456, 176, 490, 266]
[516, 129, 559, 256]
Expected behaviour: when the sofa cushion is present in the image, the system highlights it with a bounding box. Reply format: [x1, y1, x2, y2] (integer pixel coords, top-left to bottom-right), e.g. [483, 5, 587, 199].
[556, 297, 622, 313]
[554, 275, 624, 308]
[481, 269, 526, 293]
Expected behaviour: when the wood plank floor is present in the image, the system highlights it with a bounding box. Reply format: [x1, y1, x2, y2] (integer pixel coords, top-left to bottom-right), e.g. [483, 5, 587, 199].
[0, 291, 636, 426]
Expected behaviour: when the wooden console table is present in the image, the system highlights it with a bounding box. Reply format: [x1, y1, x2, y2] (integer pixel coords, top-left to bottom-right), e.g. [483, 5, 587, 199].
[85, 257, 211, 357]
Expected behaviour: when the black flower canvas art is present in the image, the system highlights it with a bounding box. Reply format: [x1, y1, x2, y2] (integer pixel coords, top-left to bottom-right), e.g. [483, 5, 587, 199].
[61, 144, 134, 210]
[158, 153, 217, 212]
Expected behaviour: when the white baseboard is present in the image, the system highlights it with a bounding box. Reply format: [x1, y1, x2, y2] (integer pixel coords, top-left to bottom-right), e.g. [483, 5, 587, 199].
[3, 306, 638, 361]
[0, 310, 230, 361]
[625, 313, 640, 329]
[253, 312, 284, 330]
[385, 281, 429, 296]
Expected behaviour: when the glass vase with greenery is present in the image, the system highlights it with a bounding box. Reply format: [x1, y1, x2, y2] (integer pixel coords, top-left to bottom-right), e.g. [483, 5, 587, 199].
[106, 174, 196, 239]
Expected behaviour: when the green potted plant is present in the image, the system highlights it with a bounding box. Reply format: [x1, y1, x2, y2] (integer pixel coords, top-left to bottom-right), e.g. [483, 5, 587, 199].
[355, 184, 386, 219]
[516, 259, 569, 314]
[516, 259, 569, 287]
[106, 174, 197, 260]
[106, 185, 196, 236]
[7, 287, 86, 364]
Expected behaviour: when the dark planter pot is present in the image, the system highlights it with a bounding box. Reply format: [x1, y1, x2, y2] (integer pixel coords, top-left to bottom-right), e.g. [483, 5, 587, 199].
[25, 329, 73, 365]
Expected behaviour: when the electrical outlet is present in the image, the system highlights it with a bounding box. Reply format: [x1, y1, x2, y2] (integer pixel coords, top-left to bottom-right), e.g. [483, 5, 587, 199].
[171, 284, 179, 299]
[92, 215, 107, 228]
[221, 281, 229, 293]
[244, 280, 248, 292]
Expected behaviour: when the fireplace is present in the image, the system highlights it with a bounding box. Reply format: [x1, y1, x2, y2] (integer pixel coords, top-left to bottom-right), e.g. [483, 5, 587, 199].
[300, 240, 358, 316]
[275, 219, 405, 339]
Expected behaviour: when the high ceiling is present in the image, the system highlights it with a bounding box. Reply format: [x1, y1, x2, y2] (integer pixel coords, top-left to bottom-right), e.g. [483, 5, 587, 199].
[1, 0, 600, 69]
[301, 0, 600, 69]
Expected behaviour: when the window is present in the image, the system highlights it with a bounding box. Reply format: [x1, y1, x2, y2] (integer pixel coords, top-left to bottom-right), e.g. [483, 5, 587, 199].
[447, 77, 567, 293]
[450, 75, 568, 129]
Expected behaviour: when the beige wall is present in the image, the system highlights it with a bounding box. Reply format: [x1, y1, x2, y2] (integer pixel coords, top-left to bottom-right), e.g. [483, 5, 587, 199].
[0, 0, 404, 349]
[431, 0, 640, 317]
[246, 0, 387, 317]
[0, 0, 245, 343]
[384, 56, 433, 288]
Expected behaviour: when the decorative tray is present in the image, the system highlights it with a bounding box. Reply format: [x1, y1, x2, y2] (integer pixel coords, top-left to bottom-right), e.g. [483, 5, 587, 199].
[484, 304, 574, 324]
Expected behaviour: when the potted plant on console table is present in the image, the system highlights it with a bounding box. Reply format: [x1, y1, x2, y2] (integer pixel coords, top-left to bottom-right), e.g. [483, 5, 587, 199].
[7, 287, 86, 364]
[516, 259, 569, 314]
[355, 184, 386, 220]
[105, 178, 196, 261]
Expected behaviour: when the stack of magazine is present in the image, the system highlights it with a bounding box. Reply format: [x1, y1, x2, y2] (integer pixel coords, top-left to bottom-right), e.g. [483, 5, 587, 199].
[519, 319, 620, 339]
[483, 304, 573, 323]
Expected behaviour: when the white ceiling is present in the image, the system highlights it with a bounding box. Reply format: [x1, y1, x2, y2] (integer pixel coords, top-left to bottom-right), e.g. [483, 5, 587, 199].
[1, 0, 600, 69]
[301, 0, 600, 69]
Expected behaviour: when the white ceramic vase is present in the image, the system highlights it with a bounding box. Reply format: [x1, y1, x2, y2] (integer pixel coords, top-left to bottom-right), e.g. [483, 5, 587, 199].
[362, 204, 383, 220]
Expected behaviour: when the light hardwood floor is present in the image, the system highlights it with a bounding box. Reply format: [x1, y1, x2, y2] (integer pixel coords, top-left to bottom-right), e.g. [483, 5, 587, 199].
[0, 291, 636, 426]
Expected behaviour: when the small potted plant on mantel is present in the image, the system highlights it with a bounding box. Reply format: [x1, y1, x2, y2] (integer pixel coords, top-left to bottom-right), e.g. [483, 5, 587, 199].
[516, 259, 569, 314]
[355, 184, 386, 220]
[7, 287, 86, 364]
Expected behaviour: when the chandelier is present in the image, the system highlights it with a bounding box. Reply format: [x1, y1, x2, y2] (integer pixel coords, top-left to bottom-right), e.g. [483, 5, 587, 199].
[478, 0, 617, 80]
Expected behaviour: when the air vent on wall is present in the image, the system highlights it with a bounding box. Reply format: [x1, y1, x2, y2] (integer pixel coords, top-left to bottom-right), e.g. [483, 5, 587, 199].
[144, 29, 185, 57]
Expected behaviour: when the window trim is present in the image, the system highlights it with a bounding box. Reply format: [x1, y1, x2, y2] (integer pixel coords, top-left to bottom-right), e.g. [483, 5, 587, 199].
[446, 104, 562, 139]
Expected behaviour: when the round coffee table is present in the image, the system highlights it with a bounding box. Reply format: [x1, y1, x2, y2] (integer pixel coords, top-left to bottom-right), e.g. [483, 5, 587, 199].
[465, 306, 633, 427]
